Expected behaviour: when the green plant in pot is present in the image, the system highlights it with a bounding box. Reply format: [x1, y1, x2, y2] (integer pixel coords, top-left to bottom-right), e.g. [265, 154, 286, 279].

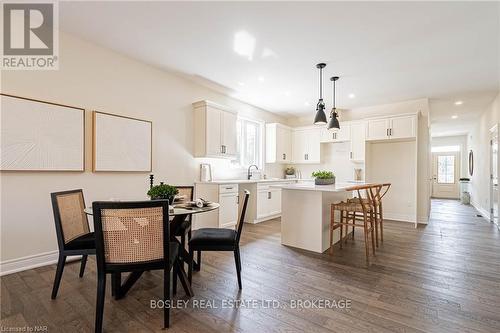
[312, 170, 335, 185]
[147, 184, 179, 204]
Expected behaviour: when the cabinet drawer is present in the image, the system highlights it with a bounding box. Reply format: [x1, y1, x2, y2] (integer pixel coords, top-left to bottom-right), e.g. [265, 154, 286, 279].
[219, 184, 239, 194]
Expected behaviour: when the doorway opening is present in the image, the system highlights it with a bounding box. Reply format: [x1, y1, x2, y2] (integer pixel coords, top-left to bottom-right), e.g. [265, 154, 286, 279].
[431, 146, 460, 199]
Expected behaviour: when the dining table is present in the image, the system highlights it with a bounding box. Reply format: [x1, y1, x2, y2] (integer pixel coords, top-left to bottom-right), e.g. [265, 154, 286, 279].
[84, 202, 220, 299]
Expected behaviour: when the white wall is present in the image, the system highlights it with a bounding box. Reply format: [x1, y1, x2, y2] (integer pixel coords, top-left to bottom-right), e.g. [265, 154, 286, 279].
[431, 135, 468, 177]
[0, 32, 287, 269]
[467, 92, 500, 217]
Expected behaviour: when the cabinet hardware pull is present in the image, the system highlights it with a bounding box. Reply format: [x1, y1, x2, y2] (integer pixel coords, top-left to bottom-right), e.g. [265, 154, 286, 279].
[237, 195, 239, 204]
[283, 153, 286, 160]
[268, 192, 271, 199]
[350, 152, 353, 159]
[225, 187, 233, 190]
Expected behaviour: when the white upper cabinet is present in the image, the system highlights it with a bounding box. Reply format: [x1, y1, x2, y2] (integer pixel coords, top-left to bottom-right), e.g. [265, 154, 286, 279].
[389, 115, 416, 139]
[266, 123, 292, 163]
[193, 100, 237, 158]
[350, 121, 366, 161]
[366, 115, 416, 141]
[320, 122, 351, 143]
[292, 127, 321, 163]
[221, 111, 238, 156]
[366, 118, 390, 141]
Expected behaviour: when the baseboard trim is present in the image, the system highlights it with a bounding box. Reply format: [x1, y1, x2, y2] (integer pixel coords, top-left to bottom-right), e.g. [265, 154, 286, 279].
[383, 212, 416, 223]
[471, 200, 491, 221]
[0, 251, 80, 276]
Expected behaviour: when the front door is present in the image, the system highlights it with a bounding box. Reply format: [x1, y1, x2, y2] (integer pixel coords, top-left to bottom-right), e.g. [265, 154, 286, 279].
[491, 126, 499, 225]
[432, 152, 460, 198]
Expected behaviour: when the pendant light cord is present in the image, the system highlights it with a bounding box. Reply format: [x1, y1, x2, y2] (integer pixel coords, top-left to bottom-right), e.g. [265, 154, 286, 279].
[319, 67, 323, 100]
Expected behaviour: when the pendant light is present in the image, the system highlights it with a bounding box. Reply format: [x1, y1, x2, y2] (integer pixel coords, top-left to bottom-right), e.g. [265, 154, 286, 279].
[313, 63, 327, 125]
[327, 76, 340, 131]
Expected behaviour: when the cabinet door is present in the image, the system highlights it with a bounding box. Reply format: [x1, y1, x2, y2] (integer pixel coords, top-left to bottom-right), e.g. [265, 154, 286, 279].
[218, 193, 238, 228]
[366, 118, 389, 141]
[335, 123, 351, 142]
[221, 111, 237, 156]
[350, 122, 366, 161]
[292, 130, 307, 163]
[282, 127, 292, 163]
[268, 189, 282, 216]
[256, 190, 269, 219]
[390, 115, 416, 139]
[306, 128, 321, 163]
[206, 107, 222, 156]
[276, 125, 292, 163]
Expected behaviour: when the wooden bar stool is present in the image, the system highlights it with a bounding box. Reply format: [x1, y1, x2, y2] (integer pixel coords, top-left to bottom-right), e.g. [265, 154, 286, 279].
[330, 184, 377, 264]
[347, 183, 391, 247]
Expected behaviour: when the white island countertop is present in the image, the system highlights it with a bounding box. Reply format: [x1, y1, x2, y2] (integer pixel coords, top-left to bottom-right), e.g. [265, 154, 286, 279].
[273, 181, 370, 192]
[195, 178, 296, 185]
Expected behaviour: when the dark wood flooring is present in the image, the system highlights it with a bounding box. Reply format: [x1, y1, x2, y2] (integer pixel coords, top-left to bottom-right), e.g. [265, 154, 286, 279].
[2, 199, 500, 332]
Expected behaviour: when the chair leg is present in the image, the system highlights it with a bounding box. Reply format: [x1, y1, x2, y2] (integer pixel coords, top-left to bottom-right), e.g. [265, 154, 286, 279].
[339, 210, 343, 250]
[181, 233, 186, 250]
[363, 216, 370, 265]
[196, 250, 201, 271]
[234, 247, 242, 290]
[164, 266, 171, 328]
[379, 206, 384, 243]
[79, 255, 88, 278]
[370, 216, 376, 256]
[329, 206, 335, 255]
[374, 210, 379, 248]
[51, 254, 66, 299]
[172, 258, 178, 296]
[188, 249, 194, 284]
[95, 272, 106, 333]
[352, 213, 355, 240]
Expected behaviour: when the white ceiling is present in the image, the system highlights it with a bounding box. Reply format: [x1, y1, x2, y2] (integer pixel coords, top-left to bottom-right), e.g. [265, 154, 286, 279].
[59, 1, 499, 135]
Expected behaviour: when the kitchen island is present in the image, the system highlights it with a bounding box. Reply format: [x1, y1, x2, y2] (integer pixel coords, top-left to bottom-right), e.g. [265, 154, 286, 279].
[273, 182, 369, 253]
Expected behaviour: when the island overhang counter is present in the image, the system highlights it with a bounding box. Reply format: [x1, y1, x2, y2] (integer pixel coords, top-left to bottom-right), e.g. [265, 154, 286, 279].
[271, 182, 370, 253]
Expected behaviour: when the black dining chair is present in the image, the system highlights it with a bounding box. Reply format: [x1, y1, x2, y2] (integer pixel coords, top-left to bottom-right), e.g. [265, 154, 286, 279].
[92, 200, 181, 332]
[172, 186, 194, 249]
[50, 189, 96, 299]
[188, 190, 250, 290]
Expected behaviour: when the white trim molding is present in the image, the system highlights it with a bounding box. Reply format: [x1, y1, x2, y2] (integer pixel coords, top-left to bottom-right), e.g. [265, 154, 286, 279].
[471, 199, 491, 221]
[0, 251, 80, 276]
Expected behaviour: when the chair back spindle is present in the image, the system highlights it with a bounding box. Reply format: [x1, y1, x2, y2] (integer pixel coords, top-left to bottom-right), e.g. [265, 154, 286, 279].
[235, 190, 250, 244]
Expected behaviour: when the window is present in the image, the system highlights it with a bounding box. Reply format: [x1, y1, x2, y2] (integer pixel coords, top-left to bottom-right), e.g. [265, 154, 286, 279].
[437, 155, 455, 184]
[431, 145, 460, 153]
[234, 118, 262, 168]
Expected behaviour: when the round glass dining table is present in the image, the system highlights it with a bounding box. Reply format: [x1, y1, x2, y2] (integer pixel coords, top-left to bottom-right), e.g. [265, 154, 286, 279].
[83, 202, 219, 298]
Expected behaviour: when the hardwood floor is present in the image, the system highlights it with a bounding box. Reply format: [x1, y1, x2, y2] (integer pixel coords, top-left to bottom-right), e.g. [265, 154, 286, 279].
[2, 199, 500, 332]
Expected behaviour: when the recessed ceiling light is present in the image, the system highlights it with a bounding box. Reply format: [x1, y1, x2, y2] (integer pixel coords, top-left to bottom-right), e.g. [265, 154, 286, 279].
[284, 91, 291, 96]
[451, 115, 458, 119]
[237, 82, 245, 86]
[454, 100, 463, 105]
[233, 30, 255, 61]
[348, 93, 356, 99]
[258, 76, 265, 82]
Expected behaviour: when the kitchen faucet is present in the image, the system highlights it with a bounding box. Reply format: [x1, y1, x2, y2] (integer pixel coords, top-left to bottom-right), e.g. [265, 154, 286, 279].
[247, 164, 259, 180]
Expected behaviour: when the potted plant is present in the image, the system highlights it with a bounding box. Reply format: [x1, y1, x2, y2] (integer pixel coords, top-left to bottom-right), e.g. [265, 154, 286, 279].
[147, 184, 179, 204]
[285, 166, 295, 178]
[312, 170, 335, 185]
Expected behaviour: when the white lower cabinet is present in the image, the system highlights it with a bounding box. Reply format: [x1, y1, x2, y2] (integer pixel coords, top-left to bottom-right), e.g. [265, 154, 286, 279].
[256, 184, 282, 221]
[194, 184, 239, 229]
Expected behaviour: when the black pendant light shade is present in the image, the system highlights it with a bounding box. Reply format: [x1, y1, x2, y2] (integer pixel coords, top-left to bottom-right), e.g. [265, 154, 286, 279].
[313, 63, 327, 125]
[327, 76, 340, 131]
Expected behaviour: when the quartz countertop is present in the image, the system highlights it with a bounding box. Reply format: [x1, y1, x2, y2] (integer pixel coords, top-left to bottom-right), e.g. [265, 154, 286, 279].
[195, 178, 297, 185]
[272, 181, 371, 192]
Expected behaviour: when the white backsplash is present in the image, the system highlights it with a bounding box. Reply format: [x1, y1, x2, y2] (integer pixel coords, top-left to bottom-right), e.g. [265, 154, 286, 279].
[292, 142, 364, 182]
[195, 158, 285, 181]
